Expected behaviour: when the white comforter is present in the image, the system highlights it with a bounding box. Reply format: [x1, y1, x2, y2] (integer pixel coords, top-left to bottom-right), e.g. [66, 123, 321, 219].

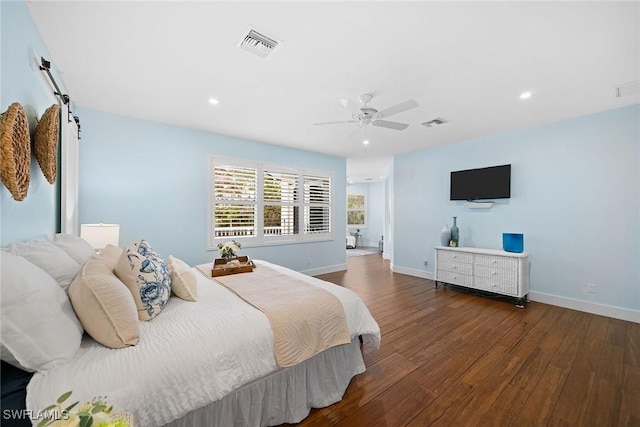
[26, 261, 380, 426]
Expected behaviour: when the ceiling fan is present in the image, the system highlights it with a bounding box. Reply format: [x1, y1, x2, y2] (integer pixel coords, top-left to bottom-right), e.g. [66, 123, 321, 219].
[313, 94, 418, 131]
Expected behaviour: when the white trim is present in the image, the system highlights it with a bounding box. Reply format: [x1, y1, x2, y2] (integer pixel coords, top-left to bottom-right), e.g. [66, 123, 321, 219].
[60, 103, 80, 235]
[528, 291, 640, 324]
[393, 265, 639, 324]
[302, 263, 347, 276]
[390, 264, 435, 280]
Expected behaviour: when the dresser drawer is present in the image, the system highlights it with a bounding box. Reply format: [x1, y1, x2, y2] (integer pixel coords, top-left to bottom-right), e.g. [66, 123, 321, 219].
[437, 250, 473, 265]
[436, 270, 473, 287]
[474, 265, 518, 282]
[474, 254, 518, 270]
[474, 276, 518, 296]
[437, 261, 473, 275]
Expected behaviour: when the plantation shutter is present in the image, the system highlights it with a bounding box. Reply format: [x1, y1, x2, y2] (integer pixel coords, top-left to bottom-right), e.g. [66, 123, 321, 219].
[213, 164, 257, 237]
[209, 155, 333, 247]
[263, 170, 299, 236]
[303, 174, 331, 234]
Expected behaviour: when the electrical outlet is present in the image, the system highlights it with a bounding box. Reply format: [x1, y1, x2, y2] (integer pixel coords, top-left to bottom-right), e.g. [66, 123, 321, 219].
[587, 283, 596, 294]
[424, 259, 428, 266]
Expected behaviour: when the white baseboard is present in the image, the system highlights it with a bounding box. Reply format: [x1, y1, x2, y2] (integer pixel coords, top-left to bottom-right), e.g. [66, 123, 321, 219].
[303, 263, 347, 276]
[390, 264, 435, 280]
[394, 267, 639, 324]
[528, 291, 640, 324]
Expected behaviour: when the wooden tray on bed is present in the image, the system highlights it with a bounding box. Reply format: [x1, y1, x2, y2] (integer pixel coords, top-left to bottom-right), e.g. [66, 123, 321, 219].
[212, 256, 254, 277]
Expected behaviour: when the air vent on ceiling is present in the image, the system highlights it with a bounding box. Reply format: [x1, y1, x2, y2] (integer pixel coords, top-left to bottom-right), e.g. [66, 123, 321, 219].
[422, 117, 448, 128]
[238, 27, 281, 59]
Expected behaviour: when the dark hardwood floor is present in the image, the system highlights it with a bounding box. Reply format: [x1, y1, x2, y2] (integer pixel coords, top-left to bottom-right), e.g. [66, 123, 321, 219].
[294, 254, 640, 426]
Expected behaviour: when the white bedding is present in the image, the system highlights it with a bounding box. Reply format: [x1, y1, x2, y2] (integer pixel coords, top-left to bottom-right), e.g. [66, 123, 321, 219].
[26, 260, 380, 426]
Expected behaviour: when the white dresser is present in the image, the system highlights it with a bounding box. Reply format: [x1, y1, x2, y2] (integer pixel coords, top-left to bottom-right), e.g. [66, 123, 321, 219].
[434, 246, 529, 307]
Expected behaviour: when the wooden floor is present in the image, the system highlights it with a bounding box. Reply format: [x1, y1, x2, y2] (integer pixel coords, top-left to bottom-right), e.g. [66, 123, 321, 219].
[292, 254, 640, 427]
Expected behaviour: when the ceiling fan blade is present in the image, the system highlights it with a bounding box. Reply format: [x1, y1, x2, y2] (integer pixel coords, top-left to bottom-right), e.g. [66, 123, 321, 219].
[377, 99, 418, 119]
[339, 98, 363, 117]
[372, 120, 409, 130]
[312, 120, 358, 126]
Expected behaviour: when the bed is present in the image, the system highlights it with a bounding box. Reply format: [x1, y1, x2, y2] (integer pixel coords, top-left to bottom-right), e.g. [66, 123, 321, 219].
[0, 235, 380, 426]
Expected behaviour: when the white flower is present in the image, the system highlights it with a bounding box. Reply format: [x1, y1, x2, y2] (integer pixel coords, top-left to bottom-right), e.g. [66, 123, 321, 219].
[218, 240, 241, 258]
[40, 392, 130, 427]
[91, 411, 111, 425]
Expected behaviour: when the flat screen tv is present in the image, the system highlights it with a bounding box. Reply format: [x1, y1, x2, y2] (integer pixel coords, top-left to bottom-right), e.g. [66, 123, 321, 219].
[450, 164, 511, 201]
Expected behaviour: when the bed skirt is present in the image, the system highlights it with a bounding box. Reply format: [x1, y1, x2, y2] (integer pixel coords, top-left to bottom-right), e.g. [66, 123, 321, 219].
[166, 339, 365, 427]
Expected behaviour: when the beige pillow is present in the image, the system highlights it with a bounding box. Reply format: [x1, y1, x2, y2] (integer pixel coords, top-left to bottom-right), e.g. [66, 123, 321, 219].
[68, 251, 139, 349]
[115, 247, 171, 321]
[99, 244, 123, 266]
[167, 255, 198, 302]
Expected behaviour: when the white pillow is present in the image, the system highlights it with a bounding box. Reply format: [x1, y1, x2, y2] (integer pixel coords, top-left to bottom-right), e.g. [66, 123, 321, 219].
[8, 240, 81, 291]
[0, 252, 83, 372]
[167, 255, 198, 301]
[115, 247, 171, 321]
[54, 233, 96, 266]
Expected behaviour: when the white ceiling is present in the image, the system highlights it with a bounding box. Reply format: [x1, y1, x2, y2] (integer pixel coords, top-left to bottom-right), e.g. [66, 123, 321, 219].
[26, 1, 639, 182]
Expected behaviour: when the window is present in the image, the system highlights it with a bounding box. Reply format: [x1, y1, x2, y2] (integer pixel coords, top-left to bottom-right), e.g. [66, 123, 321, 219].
[209, 156, 333, 248]
[347, 193, 366, 227]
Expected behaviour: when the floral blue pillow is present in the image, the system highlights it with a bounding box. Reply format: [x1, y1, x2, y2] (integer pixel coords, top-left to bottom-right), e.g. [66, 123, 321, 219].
[134, 239, 160, 261]
[114, 245, 171, 321]
[133, 240, 170, 289]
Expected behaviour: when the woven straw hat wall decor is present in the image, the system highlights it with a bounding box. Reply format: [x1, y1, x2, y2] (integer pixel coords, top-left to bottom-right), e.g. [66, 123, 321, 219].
[0, 102, 31, 201]
[34, 104, 60, 184]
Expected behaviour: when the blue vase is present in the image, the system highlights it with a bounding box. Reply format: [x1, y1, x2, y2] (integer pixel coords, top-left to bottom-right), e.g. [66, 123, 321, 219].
[450, 217, 459, 247]
[503, 233, 524, 253]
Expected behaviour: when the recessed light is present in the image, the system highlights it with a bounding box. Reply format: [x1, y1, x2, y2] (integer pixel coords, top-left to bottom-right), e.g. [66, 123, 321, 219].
[519, 91, 532, 100]
[208, 98, 219, 105]
[363, 139, 370, 145]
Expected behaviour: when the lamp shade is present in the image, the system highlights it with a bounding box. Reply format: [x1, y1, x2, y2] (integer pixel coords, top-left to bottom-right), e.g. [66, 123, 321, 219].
[80, 223, 120, 250]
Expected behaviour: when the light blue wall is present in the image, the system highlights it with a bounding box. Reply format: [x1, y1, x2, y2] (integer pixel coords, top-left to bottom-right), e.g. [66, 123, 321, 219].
[0, 1, 63, 245]
[393, 105, 640, 312]
[76, 108, 347, 271]
[347, 182, 384, 247]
